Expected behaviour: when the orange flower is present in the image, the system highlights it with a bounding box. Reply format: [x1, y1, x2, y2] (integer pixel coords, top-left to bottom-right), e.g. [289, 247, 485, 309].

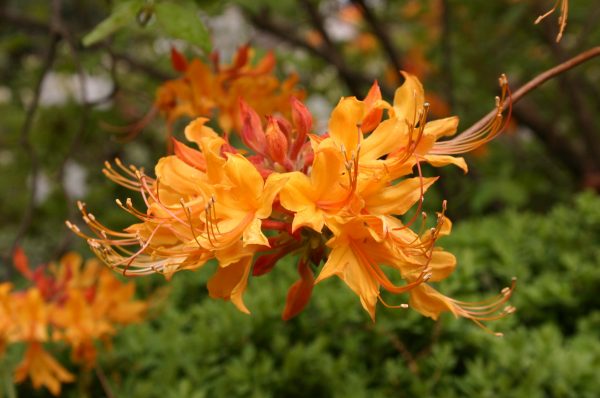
[69, 119, 288, 311]
[1, 250, 147, 395]
[156, 45, 304, 134]
[14, 343, 74, 396]
[71, 72, 515, 330]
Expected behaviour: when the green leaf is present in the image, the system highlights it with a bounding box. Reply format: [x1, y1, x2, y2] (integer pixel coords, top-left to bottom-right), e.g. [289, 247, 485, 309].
[82, 1, 144, 47]
[154, 3, 211, 53]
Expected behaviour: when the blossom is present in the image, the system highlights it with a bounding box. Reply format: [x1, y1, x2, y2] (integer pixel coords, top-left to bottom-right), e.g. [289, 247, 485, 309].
[70, 71, 515, 331]
[69, 118, 289, 311]
[156, 45, 304, 134]
[14, 343, 74, 396]
[0, 249, 147, 395]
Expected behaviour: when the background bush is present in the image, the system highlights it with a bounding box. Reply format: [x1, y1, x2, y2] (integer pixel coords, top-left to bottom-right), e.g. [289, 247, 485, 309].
[8, 192, 593, 397]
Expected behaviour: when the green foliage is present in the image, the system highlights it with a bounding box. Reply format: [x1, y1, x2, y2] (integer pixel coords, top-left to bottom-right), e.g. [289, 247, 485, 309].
[13, 192, 596, 397]
[155, 3, 211, 53]
[83, 0, 211, 53]
[82, 1, 144, 46]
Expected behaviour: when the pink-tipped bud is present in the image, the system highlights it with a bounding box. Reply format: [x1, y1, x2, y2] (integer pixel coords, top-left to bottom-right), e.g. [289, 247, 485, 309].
[265, 116, 289, 167]
[290, 97, 312, 159]
[239, 99, 267, 155]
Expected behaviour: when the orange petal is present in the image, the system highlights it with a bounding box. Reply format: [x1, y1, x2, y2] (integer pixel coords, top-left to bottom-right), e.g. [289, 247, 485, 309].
[172, 138, 207, 171]
[207, 256, 253, 314]
[282, 259, 314, 320]
[392, 71, 425, 123]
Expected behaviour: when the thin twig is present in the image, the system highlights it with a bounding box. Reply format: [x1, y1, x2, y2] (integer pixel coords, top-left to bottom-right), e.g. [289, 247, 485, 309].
[297, 0, 368, 96]
[3, 34, 60, 279]
[350, 0, 404, 84]
[461, 46, 600, 137]
[0, 10, 172, 82]
[511, 99, 582, 176]
[95, 365, 116, 398]
[440, 0, 454, 110]
[248, 6, 389, 97]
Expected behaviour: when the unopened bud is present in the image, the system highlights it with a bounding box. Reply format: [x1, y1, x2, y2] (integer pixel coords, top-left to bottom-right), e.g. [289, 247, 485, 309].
[265, 116, 289, 166]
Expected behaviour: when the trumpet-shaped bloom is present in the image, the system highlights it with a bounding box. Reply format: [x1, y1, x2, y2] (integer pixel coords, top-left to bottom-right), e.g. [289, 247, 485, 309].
[70, 71, 515, 331]
[1, 250, 147, 395]
[156, 45, 304, 133]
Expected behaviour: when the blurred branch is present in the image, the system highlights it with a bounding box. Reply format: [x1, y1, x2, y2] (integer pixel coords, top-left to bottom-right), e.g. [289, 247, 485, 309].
[462, 46, 600, 138]
[368, 324, 419, 374]
[3, 25, 61, 280]
[95, 366, 116, 398]
[0, 8, 48, 33]
[296, 0, 365, 95]
[107, 48, 173, 81]
[440, 0, 454, 109]
[247, 6, 390, 97]
[537, 22, 600, 168]
[0, 9, 172, 82]
[350, 0, 404, 84]
[512, 99, 583, 176]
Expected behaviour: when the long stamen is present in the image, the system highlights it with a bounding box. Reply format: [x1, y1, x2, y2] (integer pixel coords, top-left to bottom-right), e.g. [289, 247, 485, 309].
[431, 74, 511, 155]
[180, 198, 203, 247]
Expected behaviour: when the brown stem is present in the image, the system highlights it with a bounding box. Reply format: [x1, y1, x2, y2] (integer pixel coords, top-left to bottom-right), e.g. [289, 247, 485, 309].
[95, 366, 116, 398]
[537, 21, 600, 167]
[461, 46, 600, 137]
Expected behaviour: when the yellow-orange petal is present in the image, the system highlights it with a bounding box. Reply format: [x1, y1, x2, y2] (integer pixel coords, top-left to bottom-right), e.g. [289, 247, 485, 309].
[409, 284, 458, 320]
[423, 155, 468, 173]
[207, 256, 253, 314]
[328, 97, 365, 153]
[317, 244, 379, 321]
[365, 176, 438, 216]
[392, 71, 425, 123]
[360, 118, 407, 161]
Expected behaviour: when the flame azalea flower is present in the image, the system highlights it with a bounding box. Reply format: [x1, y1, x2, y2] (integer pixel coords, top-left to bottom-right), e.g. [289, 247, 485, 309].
[155, 45, 305, 134]
[70, 71, 515, 332]
[14, 343, 74, 396]
[0, 249, 147, 395]
[69, 119, 288, 311]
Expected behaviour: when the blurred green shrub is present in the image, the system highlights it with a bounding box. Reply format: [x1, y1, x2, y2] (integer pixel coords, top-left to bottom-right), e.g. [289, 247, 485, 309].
[12, 192, 600, 397]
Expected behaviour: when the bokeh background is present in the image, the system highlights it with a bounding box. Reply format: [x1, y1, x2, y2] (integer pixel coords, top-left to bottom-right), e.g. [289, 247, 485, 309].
[1, 0, 599, 396]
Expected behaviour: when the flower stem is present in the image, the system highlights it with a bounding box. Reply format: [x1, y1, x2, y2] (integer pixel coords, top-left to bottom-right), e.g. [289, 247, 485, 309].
[462, 46, 600, 137]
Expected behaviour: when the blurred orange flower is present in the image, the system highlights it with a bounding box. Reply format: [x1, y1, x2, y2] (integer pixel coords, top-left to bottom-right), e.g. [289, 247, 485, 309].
[0, 249, 147, 395]
[156, 45, 304, 135]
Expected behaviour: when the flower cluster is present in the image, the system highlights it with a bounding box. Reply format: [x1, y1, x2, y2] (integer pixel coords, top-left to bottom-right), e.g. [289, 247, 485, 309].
[155, 45, 304, 134]
[69, 71, 515, 330]
[0, 249, 147, 395]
